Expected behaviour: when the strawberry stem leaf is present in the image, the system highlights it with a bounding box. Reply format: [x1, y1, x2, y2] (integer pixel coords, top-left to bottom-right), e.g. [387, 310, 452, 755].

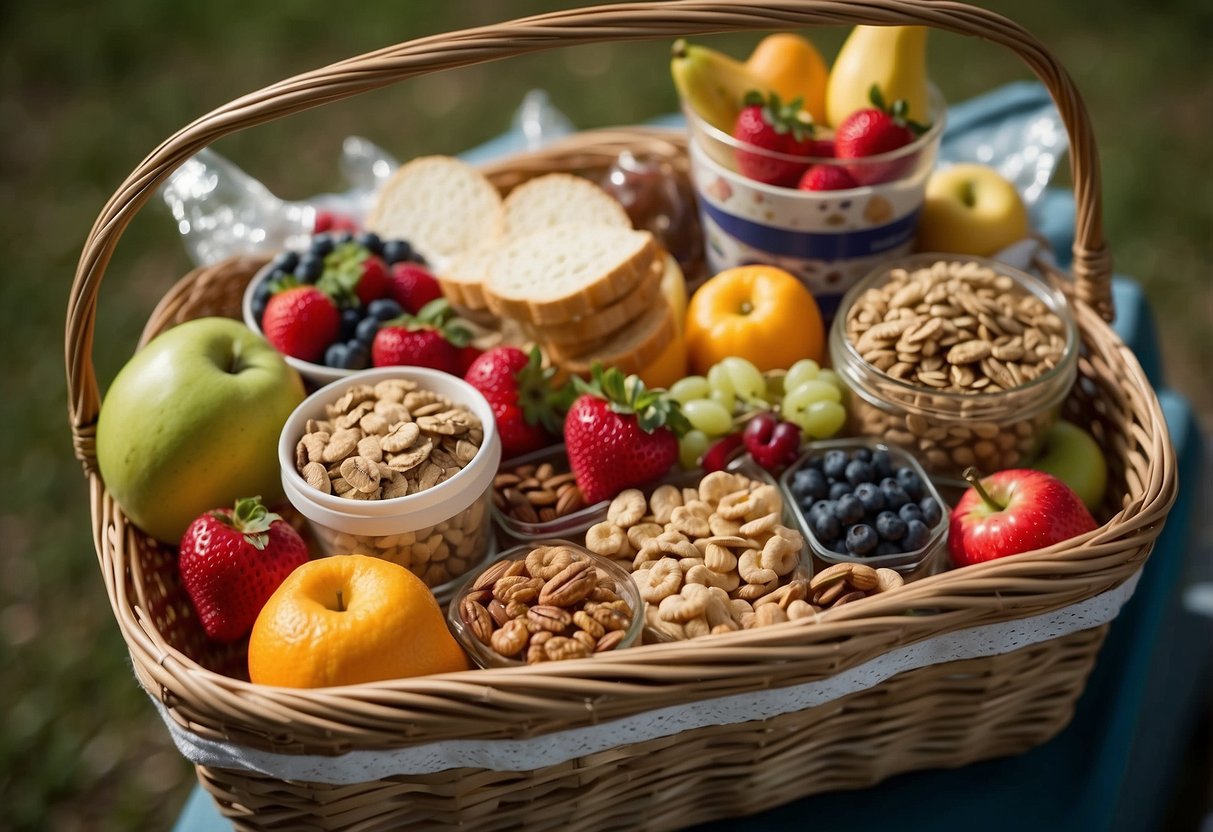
[216, 496, 280, 551]
[517, 346, 575, 432]
[579, 364, 691, 438]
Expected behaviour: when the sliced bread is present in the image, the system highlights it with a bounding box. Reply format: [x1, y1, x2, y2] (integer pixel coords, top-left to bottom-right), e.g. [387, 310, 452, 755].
[482, 224, 658, 326]
[556, 295, 677, 378]
[501, 173, 632, 239]
[364, 156, 502, 268]
[435, 242, 498, 312]
[526, 255, 665, 349]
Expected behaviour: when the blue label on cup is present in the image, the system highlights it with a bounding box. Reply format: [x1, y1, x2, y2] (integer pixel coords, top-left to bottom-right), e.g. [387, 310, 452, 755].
[700, 199, 921, 260]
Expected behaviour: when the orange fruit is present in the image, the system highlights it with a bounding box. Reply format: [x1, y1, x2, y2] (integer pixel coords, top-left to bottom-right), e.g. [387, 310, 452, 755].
[684, 265, 825, 375]
[745, 33, 830, 125]
[248, 554, 468, 687]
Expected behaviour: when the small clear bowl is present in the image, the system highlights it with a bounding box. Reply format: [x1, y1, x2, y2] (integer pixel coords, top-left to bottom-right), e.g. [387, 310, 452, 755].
[490, 444, 608, 548]
[779, 437, 949, 576]
[447, 540, 644, 668]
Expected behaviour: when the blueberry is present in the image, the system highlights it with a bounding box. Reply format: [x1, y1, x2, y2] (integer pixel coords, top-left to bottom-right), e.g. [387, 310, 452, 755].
[845, 524, 878, 555]
[822, 450, 848, 480]
[852, 447, 873, 463]
[811, 511, 841, 543]
[343, 341, 370, 370]
[920, 496, 942, 527]
[332, 230, 354, 246]
[853, 482, 884, 514]
[836, 494, 864, 525]
[896, 467, 925, 500]
[324, 342, 348, 368]
[253, 278, 274, 303]
[271, 250, 300, 273]
[808, 499, 835, 519]
[792, 467, 828, 501]
[368, 298, 403, 321]
[251, 296, 269, 323]
[903, 519, 930, 551]
[339, 307, 361, 340]
[874, 541, 902, 557]
[356, 231, 384, 255]
[355, 316, 380, 345]
[871, 448, 893, 479]
[829, 482, 851, 500]
[875, 511, 907, 541]
[295, 253, 323, 283]
[381, 238, 414, 264]
[898, 502, 924, 524]
[880, 478, 911, 510]
[845, 459, 874, 486]
[309, 234, 335, 257]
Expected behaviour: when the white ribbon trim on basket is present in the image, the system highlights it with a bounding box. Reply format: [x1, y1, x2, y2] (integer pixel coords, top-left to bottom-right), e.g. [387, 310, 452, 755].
[154, 568, 1141, 784]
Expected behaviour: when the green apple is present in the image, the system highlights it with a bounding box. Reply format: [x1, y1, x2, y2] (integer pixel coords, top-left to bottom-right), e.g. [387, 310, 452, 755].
[96, 317, 306, 544]
[1025, 419, 1108, 512]
[916, 163, 1029, 257]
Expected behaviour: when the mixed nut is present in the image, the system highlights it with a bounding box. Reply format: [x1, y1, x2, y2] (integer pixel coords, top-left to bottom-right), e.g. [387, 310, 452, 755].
[493, 459, 587, 525]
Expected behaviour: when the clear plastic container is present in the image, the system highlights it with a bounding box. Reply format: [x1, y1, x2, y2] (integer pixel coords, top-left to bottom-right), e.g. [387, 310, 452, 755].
[779, 437, 949, 577]
[278, 367, 502, 594]
[446, 540, 644, 668]
[829, 253, 1078, 482]
[682, 87, 946, 321]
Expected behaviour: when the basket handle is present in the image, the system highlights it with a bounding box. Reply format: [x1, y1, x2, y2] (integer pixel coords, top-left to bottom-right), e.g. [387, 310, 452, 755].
[67, 0, 1112, 468]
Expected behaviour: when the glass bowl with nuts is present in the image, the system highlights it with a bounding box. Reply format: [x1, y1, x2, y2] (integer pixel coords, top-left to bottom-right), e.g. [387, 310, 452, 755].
[278, 367, 502, 594]
[490, 444, 604, 548]
[447, 541, 645, 668]
[829, 254, 1078, 481]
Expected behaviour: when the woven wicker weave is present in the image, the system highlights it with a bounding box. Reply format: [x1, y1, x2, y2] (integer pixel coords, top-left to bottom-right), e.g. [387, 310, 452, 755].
[66, 2, 1177, 829]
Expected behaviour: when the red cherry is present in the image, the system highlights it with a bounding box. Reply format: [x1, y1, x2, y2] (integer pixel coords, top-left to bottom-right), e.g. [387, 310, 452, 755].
[743, 413, 802, 470]
[702, 433, 744, 473]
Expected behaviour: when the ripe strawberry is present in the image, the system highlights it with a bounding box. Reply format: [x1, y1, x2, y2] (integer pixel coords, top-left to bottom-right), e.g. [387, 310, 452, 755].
[835, 85, 930, 185]
[261, 285, 339, 362]
[353, 255, 390, 306]
[464, 346, 575, 459]
[370, 299, 471, 375]
[563, 366, 690, 504]
[178, 497, 308, 643]
[798, 164, 859, 191]
[732, 91, 817, 187]
[456, 344, 483, 376]
[388, 262, 444, 314]
[313, 210, 359, 234]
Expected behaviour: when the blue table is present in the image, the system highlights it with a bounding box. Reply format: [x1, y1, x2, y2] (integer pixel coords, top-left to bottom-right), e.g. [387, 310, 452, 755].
[174, 85, 1209, 831]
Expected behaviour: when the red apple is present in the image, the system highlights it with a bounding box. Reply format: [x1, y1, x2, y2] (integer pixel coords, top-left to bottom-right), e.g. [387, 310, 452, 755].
[948, 467, 1097, 567]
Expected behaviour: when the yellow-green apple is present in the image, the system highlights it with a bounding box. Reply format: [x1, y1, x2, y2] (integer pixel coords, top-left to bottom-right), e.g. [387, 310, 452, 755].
[96, 317, 306, 544]
[1026, 420, 1108, 512]
[948, 467, 1096, 567]
[917, 163, 1029, 257]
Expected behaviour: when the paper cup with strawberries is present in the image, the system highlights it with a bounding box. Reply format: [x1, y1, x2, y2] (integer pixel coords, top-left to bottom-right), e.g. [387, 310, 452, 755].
[682, 86, 946, 322]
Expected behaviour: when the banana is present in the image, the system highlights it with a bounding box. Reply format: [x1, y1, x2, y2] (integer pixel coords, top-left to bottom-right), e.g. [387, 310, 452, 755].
[670, 39, 767, 133]
[826, 26, 931, 128]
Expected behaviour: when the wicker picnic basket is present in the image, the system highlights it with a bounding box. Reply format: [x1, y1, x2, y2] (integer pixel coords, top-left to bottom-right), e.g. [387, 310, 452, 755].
[67, 1, 1178, 829]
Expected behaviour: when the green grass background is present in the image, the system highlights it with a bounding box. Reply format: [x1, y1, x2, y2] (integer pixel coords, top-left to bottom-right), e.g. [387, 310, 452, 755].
[1, 0, 1209, 828]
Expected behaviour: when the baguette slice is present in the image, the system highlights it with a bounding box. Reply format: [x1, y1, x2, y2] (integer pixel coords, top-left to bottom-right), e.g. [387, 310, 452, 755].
[436, 242, 498, 312]
[364, 156, 502, 268]
[556, 295, 677, 378]
[483, 224, 658, 325]
[501, 173, 632, 239]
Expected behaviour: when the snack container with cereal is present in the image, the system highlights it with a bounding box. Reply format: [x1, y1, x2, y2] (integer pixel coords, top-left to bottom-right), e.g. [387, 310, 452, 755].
[278, 366, 501, 597]
[829, 253, 1078, 481]
[447, 540, 645, 668]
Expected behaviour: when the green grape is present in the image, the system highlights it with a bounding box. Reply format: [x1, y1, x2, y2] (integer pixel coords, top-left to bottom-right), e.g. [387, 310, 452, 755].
[781, 380, 842, 428]
[682, 399, 734, 437]
[801, 400, 847, 439]
[814, 368, 844, 393]
[783, 358, 821, 392]
[762, 371, 786, 402]
[719, 356, 765, 403]
[667, 375, 710, 404]
[706, 363, 736, 412]
[679, 429, 710, 469]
